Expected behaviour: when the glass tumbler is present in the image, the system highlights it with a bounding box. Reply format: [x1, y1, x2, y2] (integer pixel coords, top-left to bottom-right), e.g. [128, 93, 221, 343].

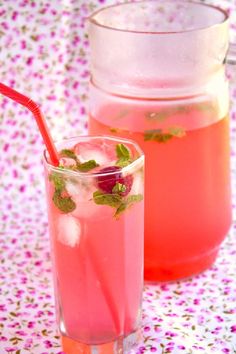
[44, 136, 144, 353]
[88, 0, 232, 282]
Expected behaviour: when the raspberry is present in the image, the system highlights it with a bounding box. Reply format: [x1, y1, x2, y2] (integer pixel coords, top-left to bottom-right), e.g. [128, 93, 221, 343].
[97, 166, 133, 196]
[97, 166, 122, 193]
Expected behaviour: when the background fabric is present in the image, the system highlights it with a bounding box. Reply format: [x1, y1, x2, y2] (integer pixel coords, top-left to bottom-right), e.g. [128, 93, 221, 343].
[0, 1, 236, 353]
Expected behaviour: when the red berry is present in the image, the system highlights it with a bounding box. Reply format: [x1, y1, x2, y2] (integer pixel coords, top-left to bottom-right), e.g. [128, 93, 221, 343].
[97, 166, 122, 193]
[97, 166, 133, 196]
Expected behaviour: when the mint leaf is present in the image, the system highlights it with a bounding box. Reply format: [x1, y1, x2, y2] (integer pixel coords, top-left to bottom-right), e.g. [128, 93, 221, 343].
[93, 191, 122, 208]
[115, 143, 132, 167]
[114, 194, 143, 217]
[49, 173, 65, 192]
[49, 171, 76, 213]
[60, 147, 99, 172]
[114, 202, 127, 217]
[60, 149, 78, 161]
[126, 194, 143, 204]
[116, 157, 132, 168]
[144, 127, 186, 143]
[92, 190, 143, 218]
[144, 129, 161, 140]
[144, 129, 172, 143]
[116, 143, 130, 159]
[77, 160, 99, 172]
[52, 191, 76, 213]
[112, 182, 126, 194]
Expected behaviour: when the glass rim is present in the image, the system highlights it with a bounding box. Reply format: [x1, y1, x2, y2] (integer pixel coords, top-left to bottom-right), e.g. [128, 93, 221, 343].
[89, 0, 229, 35]
[43, 135, 144, 178]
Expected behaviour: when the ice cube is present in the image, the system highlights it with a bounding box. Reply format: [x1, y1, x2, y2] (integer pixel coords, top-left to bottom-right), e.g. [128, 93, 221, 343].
[80, 148, 109, 166]
[86, 150, 109, 165]
[58, 215, 81, 247]
[65, 179, 80, 196]
[74, 142, 116, 167]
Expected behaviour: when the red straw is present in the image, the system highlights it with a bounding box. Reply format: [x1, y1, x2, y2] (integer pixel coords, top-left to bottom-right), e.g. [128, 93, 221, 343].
[0, 82, 59, 166]
[0, 82, 121, 335]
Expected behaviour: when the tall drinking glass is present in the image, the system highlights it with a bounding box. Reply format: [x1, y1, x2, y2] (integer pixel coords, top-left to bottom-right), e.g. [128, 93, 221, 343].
[88, 1, 232, 282]
[44, 136, 144, 353]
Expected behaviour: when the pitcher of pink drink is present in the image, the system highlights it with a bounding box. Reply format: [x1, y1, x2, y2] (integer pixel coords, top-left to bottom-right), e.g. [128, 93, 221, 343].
[88, 0, 232, 281]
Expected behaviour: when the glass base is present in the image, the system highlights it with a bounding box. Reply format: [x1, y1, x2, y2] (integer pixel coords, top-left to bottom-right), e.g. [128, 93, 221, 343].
[61, 329, 141, 354]
[144, 247, 220, 282]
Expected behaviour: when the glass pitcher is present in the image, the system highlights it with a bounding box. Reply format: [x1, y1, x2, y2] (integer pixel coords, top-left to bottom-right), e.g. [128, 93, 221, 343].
[88, 1, 232, 282]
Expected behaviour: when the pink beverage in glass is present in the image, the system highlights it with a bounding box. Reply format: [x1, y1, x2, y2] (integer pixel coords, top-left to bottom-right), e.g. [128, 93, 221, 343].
[44, 136, 144, 353]
[88, 1, 232, 281]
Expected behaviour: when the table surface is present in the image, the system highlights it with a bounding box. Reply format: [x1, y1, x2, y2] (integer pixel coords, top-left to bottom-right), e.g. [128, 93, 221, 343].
[1, 85, 236, 354]
[0, 1, 236, 353]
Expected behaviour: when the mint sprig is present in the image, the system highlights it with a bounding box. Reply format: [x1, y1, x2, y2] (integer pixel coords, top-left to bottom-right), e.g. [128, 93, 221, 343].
[49, 147, 100, 212]
[115, 143, 132, 167]
[49, 172, 76, 213]
[60, 149, 78, 160]
[114, 194, 143, 217]
[77, 160, 99, 172]
[144, 130, 172, 143]
[49, 173, 65, 192]
[116, 144, 130, 159]
[144, 126, 186, 143]
[59, 148, 99, 172]
[116, 157, 131, 168]
[114, 202, 127, 216]
[53, 190, 76, 213]
[93, 191, 122, 208]
[93, 190, 143, 218]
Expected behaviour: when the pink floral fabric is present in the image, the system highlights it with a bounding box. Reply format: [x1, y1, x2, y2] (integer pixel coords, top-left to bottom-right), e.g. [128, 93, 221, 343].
[0, 1, 236, 353]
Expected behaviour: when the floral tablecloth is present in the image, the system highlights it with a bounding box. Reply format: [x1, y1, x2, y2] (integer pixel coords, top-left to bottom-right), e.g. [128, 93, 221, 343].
[0, 1, 236, 353]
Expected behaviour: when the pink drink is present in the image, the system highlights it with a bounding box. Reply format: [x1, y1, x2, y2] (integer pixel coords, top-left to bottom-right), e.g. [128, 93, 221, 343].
[88, 1, 232, 281]
[44, 136, 144, 353]
[89, 100, 232, 281]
